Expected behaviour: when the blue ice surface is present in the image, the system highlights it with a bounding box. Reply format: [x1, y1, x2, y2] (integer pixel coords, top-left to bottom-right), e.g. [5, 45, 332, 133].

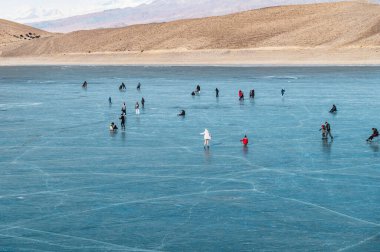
[0, 66, 379, 251]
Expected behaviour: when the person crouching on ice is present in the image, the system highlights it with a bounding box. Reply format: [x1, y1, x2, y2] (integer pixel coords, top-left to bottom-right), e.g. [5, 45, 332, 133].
[109, 122, 118, 132]
[367, 128, 379, 142]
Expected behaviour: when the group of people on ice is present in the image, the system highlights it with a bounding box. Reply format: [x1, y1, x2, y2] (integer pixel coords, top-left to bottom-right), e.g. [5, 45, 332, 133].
[108, 82, 145, 132]
[84, 81, 378, 146]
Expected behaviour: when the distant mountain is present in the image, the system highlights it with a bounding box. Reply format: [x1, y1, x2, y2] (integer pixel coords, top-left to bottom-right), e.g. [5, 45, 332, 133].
[29, 0, 340, 33]
[4, 1, 379, 57]
[16, 8, 64, 23]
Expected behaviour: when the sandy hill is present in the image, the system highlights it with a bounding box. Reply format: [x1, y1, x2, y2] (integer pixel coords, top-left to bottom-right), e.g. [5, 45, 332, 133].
[2, 1, 380, 57]
[0, 19, 51, 52]
[29, 0, 339, 33]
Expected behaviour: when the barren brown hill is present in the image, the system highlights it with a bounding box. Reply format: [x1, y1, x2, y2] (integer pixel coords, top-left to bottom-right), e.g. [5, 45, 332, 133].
[0, 19, 51, 53]
[2, 1, 380, 57]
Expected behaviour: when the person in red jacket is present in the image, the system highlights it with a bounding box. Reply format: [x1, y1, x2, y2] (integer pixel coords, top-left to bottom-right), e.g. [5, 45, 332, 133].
[238, 90, 244, 101]
[240, 135, 249, 146]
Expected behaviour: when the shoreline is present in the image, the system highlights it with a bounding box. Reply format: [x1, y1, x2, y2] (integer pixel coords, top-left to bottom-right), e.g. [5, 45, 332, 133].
[1, 48, 380, 66]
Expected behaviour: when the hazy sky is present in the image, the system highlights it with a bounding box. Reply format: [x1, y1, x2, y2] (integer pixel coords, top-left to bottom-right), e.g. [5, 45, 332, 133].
[0, 0, 151, 22]
[0, 0, 378, 23]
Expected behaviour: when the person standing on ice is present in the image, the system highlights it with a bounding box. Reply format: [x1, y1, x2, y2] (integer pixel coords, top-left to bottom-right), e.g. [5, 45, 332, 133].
[119, 113, 126, 130]
[319, 124, 327, 139]
[281, 89, 286, 96]
[240, 135, 249, 146]
[238, 90, 244, 100]
[215, 88, 219, 97]
[325, 121, 334, 139]
[200, 129, 211, 149]
[141, 97, 145, 108]
[121, 102, 126, 114]
[196, 85, 201, 93]
[250, 89, 255, 98]
[135, 102, 140, 115]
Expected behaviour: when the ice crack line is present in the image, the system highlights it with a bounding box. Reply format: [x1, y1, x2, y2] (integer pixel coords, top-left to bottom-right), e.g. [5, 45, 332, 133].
[337, 231, 380, 251]
[0, 227, 161, 252]
[257, 190, 380, 227]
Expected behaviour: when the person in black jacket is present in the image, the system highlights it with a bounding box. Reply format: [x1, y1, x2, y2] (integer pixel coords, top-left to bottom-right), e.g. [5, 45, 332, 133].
[325, 121, 334, 139]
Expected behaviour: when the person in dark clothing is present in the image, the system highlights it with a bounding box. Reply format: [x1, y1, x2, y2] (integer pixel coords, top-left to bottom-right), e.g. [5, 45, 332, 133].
[196, 85, 201, 93]
[82, 81, 87, 88]
[330, 104, 337, 113]
[109, 97, 112, 105]
[137, 82, 141, 90]
[281, 89, 285, 96]
[325, 121, 333, 139]
[250, 89, 255, 98]
[119, 113, 126, 130]
[215, 88, 219, 97]
[367, 128, 379, 142]
[141, 97, 145, 108]
[191, 91, 196, 96]
[178, 110, 186, 116]
[119, 83, 126, 91]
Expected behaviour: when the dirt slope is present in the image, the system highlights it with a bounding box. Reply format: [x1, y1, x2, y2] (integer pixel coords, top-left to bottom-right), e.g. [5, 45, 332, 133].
[2, 1, 380, 57]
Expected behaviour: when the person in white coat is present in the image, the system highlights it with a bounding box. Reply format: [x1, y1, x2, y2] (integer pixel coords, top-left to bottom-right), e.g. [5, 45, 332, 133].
[200, 129, 211, 149]
[135, 102, 140, 115]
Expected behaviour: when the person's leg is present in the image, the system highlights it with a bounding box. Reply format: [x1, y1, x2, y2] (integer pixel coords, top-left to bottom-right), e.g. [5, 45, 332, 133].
[328, 131, 333, 139]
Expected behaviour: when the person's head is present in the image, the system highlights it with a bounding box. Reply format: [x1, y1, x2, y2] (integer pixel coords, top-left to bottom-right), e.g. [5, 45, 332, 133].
[111, 122, 114, 125]
[325, 121, 328, 124]
[373, 128, 376, 131]
[244, 135, 247, 138]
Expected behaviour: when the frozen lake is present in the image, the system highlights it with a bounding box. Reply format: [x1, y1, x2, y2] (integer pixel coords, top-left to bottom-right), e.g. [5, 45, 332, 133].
[0, 66, 379, 251]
